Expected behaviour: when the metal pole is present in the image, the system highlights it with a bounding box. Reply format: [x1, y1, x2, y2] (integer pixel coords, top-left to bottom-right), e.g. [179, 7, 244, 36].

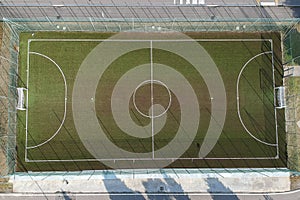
[89, 17, 96, 31]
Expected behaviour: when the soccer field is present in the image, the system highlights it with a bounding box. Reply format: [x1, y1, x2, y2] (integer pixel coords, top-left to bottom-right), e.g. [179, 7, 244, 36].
[17, 31, 286, 171]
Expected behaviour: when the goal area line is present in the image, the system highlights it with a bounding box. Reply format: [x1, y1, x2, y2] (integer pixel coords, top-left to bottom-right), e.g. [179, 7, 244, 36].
[24, 38, 279, 163]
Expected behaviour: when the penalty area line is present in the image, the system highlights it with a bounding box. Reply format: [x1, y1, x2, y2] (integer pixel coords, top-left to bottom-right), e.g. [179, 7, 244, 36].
[236, 51, 277, 147]
[26, 52, 68, 150]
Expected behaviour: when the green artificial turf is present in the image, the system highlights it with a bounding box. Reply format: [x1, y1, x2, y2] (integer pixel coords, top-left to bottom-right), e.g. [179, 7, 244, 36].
[17, 31, 286, 171]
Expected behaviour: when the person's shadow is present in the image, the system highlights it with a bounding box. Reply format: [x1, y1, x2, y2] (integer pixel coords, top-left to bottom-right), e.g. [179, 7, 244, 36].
[142, 173, 190, 200]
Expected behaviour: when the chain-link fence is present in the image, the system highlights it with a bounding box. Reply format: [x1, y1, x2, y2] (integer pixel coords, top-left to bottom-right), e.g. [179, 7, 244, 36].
[285, 76, 300, 171]
[3, 17, 300, 33]
[0, 21, 19, 176]
[283, 23, 300, 66]
[0, 5, 300, 175]
[282, 24, 300, 171]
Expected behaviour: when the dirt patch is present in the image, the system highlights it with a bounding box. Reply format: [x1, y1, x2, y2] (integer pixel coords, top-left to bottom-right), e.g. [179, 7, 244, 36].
[291, 175, 300, 190]
[0, 177, 12, 193]
[0, 22, 9, 176]
[0, 22, 2, 43]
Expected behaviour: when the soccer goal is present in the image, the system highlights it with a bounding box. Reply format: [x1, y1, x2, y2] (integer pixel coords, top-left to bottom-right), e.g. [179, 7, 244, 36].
[17, 87, 27, 111]
[275, 86, 286, 109]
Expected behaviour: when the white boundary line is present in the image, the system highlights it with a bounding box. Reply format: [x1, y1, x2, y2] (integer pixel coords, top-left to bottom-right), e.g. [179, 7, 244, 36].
[26, 156, 279, 163]
[25, 38, 279, 162]
[25, 40, 30, 161]
[26, 51, 68, 150]
[271, 40, 280, 158]
[29, 38, 272, 42]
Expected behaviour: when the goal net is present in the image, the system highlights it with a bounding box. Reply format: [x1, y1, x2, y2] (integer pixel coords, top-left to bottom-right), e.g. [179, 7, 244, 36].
[17, 88, 26, 110]
[275, 86, 286, 109]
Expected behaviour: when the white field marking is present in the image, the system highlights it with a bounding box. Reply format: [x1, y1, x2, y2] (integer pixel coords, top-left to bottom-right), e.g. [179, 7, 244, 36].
[52, 4, 64, 7]
[25, 40, 30, 161]
[26, 38, 278, 162]
[26, 52, 68, 150]
[271, 40, 280, 157]
[28, 38, 271, 42]
[26, 156, 278, 163]
[150, 40, 154, 159]
[132, 80, 172, 118]
[237, 51, 277, 147]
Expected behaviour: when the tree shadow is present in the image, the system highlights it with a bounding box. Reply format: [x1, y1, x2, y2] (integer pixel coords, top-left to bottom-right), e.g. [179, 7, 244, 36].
[142, 174, 190, 200]
[206, 177, 239, 200]
[103, 171, 145, 200]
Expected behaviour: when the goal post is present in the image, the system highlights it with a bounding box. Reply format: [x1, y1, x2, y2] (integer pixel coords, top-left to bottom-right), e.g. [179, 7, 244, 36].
[17, 87, 27, 111]
[275, 86, 286, 109]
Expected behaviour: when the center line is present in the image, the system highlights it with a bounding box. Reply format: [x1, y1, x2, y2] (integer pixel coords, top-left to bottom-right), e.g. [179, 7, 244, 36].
[150, 40, 154, 159]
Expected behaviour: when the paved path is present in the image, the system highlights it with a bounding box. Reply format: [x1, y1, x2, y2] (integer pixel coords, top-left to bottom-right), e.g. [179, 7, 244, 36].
[292, 66, 300, 76]
[0, 0, 299, 20]
[0, 190, 300, 200]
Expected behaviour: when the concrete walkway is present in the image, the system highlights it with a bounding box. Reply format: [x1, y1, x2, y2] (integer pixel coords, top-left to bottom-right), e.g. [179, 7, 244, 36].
[10, 170, 290, 193]
[293, 66, 300, 77]
[283, 66, 300, 77]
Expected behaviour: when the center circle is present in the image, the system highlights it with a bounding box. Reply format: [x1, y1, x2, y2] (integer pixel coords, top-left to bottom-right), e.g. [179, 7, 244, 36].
[133, 79, 172, 119]
[73, 31, 227, 169]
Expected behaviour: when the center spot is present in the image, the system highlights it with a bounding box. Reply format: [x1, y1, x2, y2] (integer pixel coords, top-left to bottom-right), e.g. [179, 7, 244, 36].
[133, 80, 171, 118]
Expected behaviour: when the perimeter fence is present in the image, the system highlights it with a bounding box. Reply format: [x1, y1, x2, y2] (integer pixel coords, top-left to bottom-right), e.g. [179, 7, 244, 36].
[0, 21, 19, 176]
[0, 2, 300, 175]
